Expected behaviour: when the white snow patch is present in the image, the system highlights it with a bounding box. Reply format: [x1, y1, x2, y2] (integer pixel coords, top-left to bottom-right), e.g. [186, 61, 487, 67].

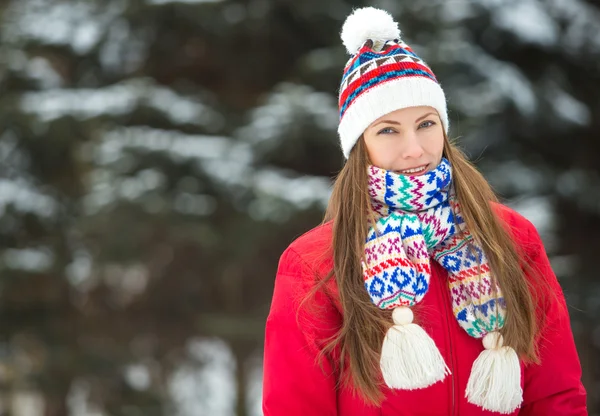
[19, 79, 223, 129]
[493, 1, 559, 47]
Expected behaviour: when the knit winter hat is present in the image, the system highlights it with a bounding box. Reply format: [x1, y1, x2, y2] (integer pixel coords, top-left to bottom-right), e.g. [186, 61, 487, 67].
[338, 7, 449, 158]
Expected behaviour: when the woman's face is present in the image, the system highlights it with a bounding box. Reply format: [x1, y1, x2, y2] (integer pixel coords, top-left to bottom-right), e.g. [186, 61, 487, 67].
[363, 106, 445, 176]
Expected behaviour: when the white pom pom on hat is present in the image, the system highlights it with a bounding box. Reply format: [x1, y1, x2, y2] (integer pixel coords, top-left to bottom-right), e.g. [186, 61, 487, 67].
[340, 7, 401, 55]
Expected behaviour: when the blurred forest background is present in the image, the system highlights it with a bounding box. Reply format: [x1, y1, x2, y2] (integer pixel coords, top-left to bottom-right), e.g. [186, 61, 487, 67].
[0, 0, 598, 415]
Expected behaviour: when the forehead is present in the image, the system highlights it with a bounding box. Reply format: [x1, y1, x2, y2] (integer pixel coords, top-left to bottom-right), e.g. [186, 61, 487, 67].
[370, 106, 439, 125]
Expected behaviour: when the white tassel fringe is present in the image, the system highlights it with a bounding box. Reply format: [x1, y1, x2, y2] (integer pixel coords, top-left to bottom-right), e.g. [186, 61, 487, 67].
[466, 332, 523, 414]
[380, 307, 450, 389]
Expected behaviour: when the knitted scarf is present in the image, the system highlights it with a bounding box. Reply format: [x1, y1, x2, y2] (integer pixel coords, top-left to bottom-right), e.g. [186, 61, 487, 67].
[363, 158, 522, 414]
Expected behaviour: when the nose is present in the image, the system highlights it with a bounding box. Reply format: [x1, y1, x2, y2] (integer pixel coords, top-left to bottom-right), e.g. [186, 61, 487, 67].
[400, 132, 424, 159]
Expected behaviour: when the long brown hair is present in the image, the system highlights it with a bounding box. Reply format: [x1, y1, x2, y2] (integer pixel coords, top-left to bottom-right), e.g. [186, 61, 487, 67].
[309, 133, 543, 406]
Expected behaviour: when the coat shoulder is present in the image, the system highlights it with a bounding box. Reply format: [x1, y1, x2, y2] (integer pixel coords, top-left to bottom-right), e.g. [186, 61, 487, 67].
[277, 220, 334, 280]
[288, 220, 333, 256]
[491, 201, 538, 247]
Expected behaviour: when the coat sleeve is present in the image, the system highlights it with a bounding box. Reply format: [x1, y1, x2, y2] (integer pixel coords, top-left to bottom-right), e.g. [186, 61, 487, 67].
[262, 246, 341, 416]
[519, 220, 588, 415]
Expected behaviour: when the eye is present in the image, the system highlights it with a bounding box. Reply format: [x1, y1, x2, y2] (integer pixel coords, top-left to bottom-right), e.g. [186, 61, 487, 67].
[419, 120, 436, 129]
[377, 127, 397, 135]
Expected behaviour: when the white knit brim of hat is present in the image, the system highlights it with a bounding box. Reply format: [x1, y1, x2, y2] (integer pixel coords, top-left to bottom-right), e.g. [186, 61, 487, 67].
[338, 76, 449, 159]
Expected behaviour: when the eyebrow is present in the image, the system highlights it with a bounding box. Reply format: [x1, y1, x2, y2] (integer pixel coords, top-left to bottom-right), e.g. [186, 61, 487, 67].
[371, 112, 437, 128]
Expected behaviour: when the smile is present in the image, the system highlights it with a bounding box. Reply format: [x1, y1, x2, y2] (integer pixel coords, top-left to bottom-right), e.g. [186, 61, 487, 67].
[395, 164, 429, 175]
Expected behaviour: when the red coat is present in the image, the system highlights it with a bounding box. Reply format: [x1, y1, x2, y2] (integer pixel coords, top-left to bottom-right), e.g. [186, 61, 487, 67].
[262, 204, 587, 415]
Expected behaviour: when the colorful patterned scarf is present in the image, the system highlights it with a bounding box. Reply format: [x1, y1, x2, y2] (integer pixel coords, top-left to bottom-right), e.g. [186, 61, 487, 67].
[363, 158, 522, 414]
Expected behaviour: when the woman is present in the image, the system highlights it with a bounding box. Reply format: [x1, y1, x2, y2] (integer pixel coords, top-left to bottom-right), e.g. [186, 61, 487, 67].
[262, 7, 587, 416]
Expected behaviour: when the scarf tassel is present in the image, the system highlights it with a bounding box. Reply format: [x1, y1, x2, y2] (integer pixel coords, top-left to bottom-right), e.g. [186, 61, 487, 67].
[380, 307, 451, 389]
[466, 332, 523, 414]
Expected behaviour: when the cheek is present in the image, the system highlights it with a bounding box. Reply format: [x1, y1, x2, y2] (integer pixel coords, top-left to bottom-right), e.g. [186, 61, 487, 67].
[366, 145, 387, 166]
[423, 131, 445, 157]
[364, 138, 394, 167]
